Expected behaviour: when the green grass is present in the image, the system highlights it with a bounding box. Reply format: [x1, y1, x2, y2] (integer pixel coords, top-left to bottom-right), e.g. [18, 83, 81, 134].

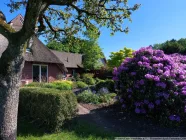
[17, 119, 117, 140]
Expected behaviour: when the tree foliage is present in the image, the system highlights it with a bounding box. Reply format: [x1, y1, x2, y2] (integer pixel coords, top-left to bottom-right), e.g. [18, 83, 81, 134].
[107, 47, 134, 69]
[153, 38, 186, 54]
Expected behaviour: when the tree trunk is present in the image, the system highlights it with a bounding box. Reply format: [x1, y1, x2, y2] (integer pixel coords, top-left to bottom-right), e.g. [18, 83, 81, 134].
[0, 41, 25, 140]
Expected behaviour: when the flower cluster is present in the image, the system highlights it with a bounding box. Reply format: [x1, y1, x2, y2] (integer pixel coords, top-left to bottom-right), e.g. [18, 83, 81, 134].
[113, 46, 186, 125]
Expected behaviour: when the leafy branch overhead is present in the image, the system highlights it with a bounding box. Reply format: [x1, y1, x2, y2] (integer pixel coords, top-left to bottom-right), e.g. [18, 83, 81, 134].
[7, 0, 140, 40]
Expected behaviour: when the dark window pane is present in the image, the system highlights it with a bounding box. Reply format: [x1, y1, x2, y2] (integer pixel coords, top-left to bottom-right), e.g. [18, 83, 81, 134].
[33, 65, 39, 82]
[41, 66, 47, 82]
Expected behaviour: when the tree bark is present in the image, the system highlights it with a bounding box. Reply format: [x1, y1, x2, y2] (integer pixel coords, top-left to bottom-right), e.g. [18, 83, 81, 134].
[0, 40, 25, 140]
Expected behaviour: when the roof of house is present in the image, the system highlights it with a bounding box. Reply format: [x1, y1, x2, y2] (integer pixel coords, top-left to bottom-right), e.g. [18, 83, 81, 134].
[51, 50, 83, 68]
[0, 14, 67, 72]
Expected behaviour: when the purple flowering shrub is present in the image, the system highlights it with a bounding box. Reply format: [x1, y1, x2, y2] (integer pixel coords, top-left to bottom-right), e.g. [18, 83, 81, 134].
[113, 46, 186, 126]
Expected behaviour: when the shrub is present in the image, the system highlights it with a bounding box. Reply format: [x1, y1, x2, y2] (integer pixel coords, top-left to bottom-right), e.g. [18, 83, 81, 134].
[113, 46, 186, 126]
[81, 73, 94, 79]
[19, 87, 77, 132]
[95, 78, 105, 84]
[76, 81, 88, 88]
[96, 79, 115, 92]
[77, 90, 99, 104]
[99, 93, 117, 103]
[77, 90, 116, 104]
[83, 77, 96, 85]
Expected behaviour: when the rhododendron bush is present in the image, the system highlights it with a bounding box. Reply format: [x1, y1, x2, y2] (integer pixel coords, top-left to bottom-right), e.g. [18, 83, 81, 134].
[113, 46, 186, 125]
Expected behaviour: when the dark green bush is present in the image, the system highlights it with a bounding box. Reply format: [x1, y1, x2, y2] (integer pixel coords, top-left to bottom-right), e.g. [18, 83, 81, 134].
[96, 79, 115, 92]
[76, 81, 88, 88]
[19, 87, 77, 132]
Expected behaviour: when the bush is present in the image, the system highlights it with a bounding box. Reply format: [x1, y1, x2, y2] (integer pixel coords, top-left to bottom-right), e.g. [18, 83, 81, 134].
[83, 77, 96, 85]
[95, 78, 105, 84]
[77, 90, 99, 104]
[96, 79, 115, 92]
[19, 87, 77, 132]
[81, 73, 94, 79]
[99, 93, 117, 103]
[76, 81, 88, 88]
[113, 46, 186, 126]
[77, 90, 116, 104]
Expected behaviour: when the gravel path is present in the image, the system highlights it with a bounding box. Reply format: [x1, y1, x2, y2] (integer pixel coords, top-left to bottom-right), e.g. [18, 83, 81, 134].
[77, 104, 186, 137]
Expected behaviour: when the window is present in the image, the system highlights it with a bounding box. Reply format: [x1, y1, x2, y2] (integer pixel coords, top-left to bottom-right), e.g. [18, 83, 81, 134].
[33, 65, 48, 82]
[72, 69, 76, 76]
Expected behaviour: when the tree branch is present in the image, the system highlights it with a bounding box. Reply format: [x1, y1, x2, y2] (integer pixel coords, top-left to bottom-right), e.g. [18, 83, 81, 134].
[43, 14, 67, 37]
[0, 19, 15, 38]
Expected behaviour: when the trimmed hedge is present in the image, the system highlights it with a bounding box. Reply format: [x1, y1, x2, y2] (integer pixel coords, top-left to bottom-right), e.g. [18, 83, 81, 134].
[96, 79, 115, 92]
[19, 87, 77, 132]
[25, 81, 73, 90]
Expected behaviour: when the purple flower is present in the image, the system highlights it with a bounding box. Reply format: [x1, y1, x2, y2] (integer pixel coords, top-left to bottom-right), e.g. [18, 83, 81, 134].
[120, 98, 124, 103]
[163, 93, 169, 99]
[169, 115, 175, 121]
[145, 74, 154, 80]
[174, 92, 179, 96]
[157, 69, 163, 74]
[127, 88, 132, 93]
[156, 82, 166, 89]
[153, 76, 160, 82]
[134, 102, 141, 107]
[138, 61, 143, 66]
[112, 76, 119, 81]
[135, 108, 140, 114]
[122, 104, 126, 108]
[155, 100, 161, 105]
[139, 79, 145, 85]
[131, 72, 136, 76]
[148, 103, 154, 109]
[144, 99, 149, 104]
[175, 116, 181, 122]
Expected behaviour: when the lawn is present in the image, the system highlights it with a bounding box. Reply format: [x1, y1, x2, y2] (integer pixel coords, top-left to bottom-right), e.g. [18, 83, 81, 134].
[17, 118, 117, 140]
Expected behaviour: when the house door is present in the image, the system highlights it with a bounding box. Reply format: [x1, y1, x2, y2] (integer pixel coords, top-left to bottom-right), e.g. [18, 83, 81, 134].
[33, 65, 48, 82]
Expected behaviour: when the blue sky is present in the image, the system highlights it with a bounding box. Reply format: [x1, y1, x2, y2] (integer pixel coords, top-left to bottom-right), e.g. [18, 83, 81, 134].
[1, 0, 186, 58]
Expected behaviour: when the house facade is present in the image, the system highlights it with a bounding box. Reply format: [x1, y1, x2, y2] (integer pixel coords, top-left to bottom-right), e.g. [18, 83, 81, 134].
[0, 14, 67, 85]
[0, 14, 107, 84]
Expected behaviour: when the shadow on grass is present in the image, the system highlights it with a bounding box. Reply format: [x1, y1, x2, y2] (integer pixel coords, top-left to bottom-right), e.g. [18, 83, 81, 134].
[17, 110, 118, 139]
[18, 103, 186, 139]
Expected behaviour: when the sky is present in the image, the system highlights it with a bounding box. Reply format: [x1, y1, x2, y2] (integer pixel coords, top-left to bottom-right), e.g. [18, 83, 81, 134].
[1, 0, 186, 59]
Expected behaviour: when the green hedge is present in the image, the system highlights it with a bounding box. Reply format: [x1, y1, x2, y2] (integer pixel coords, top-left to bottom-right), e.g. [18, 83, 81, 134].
[25, 81, 72, 90]
[19, 87, 77, 132]
[96, 79, 115, 92]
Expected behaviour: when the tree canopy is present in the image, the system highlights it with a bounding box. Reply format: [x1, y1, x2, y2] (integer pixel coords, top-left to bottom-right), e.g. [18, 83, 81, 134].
[107, 47, 134, 69]
[152, 38, 186, 54]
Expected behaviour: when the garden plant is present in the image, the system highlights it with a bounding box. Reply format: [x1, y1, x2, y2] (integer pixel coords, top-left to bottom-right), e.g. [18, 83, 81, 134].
[113, 46, 186, 126]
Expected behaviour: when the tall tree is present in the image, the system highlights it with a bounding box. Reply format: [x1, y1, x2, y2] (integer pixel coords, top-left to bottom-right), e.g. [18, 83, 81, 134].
[0, 1, 140, 139]
[152, 38, 186, 54]
[108, 47, 134, 69]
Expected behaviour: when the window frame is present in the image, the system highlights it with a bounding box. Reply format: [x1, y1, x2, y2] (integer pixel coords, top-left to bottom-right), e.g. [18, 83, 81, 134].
[32, 64, 48, 83]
